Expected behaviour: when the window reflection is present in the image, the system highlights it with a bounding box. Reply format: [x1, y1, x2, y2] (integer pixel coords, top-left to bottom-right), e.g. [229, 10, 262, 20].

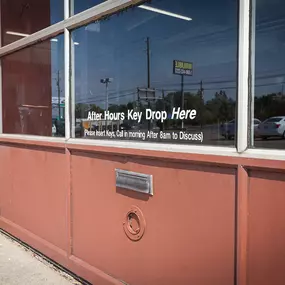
[71, 0, 107, 16]
[0, 0, 63, 47]
[2, 35, 65, 137]
[72, 0, 238, 145]
[252, 0, 285, 149]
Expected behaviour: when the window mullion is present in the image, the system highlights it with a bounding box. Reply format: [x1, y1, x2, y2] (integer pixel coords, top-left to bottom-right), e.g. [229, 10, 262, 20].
[237, 0, 251, 153]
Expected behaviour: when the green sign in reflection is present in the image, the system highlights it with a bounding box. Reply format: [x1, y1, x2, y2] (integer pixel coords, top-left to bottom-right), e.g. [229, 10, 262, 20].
[173, 60, 193, 76]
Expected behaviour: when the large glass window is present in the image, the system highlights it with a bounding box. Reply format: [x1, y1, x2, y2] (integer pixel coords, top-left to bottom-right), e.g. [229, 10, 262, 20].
[251, 0, 285, 149]
[71, 0, 238, 145]
[71, 0, 107, 16]
[0, 0, 64, 46]
[1, 35, 65, 137]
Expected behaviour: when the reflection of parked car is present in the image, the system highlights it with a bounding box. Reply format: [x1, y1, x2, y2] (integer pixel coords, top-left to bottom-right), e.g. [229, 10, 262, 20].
[52, 118, 65, 136]
[75, 122, 82, 137]
[257, 116, 285, 139]
[119, 121, 132, 131]
[220, 119, 235, 139]
[220, 118, 261, 139]
[52, 123, 57, 136]
[57, 120, 65, 136]
[253, 119, 262, 137]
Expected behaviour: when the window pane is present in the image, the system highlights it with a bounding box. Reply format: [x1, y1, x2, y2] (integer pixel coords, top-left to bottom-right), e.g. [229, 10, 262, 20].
[71, 0, 107, 16]
[252, 0, 285, 149]
[1, 0, 64, 46]
[71, 0, 238, 146]
[2, 35, 65, 137]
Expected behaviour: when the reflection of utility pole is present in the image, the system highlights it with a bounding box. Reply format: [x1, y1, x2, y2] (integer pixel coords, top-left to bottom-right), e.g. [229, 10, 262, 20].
[200, 80, 204, 128]
[146, 37, 150, 89]
[181, 75, 184, 129]
[56, 70, 61, 119]
[162, 90, 165, 111]
[200, 80, 204, 100]
[137, 88, 141, 111]
[146, 37, 151, 130]
[100, 77, 113, 130]
[162, 90, 165, 131]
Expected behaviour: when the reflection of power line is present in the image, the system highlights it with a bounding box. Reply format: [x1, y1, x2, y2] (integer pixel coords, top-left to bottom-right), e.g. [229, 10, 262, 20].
[257, 18, 285, 28]
[149, 17, 285, 46]
[76, 88, 136, 102]
[75, 79, 285, 104]
[87, 40, 145, 61]
[77, 92, 136, 104]
[254, 73, 285, 80]
[203, 82, 285, 91]
[75, 81, 285, 105]
[73, 71, 285, 105]
[150, 27, 236, 45]
[152, 73, 285, 88]
[79, 17, 285, 63]
[254, 82, 285, 88]
[256, 23, 285, 33]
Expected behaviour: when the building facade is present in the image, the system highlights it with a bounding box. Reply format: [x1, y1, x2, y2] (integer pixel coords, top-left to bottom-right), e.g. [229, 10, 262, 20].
[0, 0, 285, 285]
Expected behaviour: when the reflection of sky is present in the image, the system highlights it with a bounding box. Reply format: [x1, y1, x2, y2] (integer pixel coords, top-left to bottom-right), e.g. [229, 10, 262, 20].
[50, 0, 285, 107]
[72, 0, 106, 15]
[254, 0, 285, 96]
[50, 0, 64, 24]
[71, 0, 238, 106]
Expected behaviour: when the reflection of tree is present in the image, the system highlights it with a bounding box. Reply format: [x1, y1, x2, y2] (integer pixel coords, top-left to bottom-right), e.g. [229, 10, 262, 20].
[75, 101, 138, 119]
[162, 90, 236, 126]
[155, 99, 165, 111]
[109, 103, 134, 114]
[206, 91, 235, 123]
[75, 91, 284, 125]
[75, 103, 87, 118]
[254, 93, 285, 120]
[75, 103, 103, 118]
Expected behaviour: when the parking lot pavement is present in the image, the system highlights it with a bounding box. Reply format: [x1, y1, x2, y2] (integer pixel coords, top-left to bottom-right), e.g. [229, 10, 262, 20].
[199, 127, 285, 149]
[0, 232, 82, 285]
[254, 138, 285, 149]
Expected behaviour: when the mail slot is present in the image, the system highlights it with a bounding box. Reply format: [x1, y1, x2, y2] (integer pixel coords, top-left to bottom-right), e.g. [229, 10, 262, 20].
[115, 169, 153, 195]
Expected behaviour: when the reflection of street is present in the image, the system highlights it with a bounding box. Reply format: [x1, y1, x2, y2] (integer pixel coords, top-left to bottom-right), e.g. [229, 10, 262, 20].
[186, 124, 285, 148]
[254, 138, 285, 149]
[186, 125, 285, 148]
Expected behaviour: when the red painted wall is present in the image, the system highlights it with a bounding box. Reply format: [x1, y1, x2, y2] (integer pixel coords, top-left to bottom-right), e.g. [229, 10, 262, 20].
[0, 139, 284, 285]
[71, 153, 235, 285]
[248, 171, 285, 285]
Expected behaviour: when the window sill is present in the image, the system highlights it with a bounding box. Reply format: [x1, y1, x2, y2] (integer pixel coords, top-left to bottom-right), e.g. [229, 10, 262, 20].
[0, 135, 284, 170]
[0, 134, 66, 149]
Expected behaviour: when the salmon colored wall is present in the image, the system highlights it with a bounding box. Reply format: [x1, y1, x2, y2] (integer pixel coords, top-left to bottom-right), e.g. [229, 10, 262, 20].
[1, 0, 52, 136]
[71, 153, 235, 285]
[0, 144, 68, 252]
[247, 171, 285, 285]
[0, 139, 285, 285]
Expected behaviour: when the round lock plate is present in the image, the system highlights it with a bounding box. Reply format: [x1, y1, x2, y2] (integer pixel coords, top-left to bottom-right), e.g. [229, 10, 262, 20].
[123, 206, 146, 241]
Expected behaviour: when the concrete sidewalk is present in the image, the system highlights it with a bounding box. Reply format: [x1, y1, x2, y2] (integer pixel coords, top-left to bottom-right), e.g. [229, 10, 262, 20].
[0, 232, 83, 285]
